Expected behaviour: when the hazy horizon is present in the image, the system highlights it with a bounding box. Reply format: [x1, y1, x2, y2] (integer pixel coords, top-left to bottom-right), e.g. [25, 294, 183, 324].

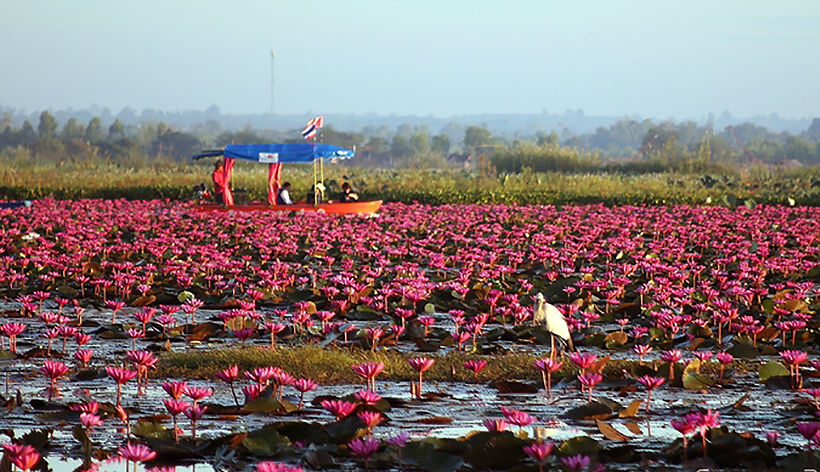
[2, 1, 819, 120]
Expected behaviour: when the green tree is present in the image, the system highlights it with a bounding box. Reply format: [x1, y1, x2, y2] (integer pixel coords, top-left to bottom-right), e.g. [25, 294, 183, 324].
[431, 134, 450, 154]
[85, 117, 104, 142]
[410, 132, 430, 155]
[784, 136, 813, 162]
[536, 131, 559, 147]
[60, 118, 85, 140]
[37, 110, 58, 139]
[109, 119, 125, 140]
[464, 126, 492, 148]
[20, 120, 37, 143]
[367, 136, 389, 154]
[390, 135, 412, 157]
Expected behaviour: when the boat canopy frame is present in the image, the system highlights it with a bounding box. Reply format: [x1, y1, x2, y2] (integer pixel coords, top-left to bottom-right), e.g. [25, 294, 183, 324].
[193, 142, 355, 206]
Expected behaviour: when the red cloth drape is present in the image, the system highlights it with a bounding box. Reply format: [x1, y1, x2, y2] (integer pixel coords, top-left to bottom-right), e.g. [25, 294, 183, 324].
[222, 158, 235, 206]
[267, 162, 282, 205]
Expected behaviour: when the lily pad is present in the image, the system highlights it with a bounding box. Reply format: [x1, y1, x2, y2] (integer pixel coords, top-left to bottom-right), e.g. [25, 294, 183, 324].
[558, 436, 601, 457]
[564, 399, 622, 420]
[758, 360, 789, 382]
[242, 428, 292, 456]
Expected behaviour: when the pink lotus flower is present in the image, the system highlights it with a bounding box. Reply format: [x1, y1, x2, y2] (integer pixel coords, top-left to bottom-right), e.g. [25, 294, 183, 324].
[569, 352, 597, 373]
[183, 403, 207, 439]
[80, 412, 103, 431]
[348, 437, 379, 468]
[636, 375, 665, 413]
[633, 344, 652, 364]
[716, 352, 733, 382]
[321, 399, 358, 421]
[561, 454, 591, 472]
[293, 378, 317, 409]
[483, 418, 509, 432]
[671, 417, 697, 439]
[523, 442, 554, 471]
[354, 390, 382, 406]
[5, 444, 40, 472]
[781, 350, 808, 388]
[243, 384, 265, 402]
[1, 322, 26, 353]
[162, 380, 188, 399]
[462, 359, 488, 382]
[689, 409, 720, 457]
[661, 350, 684, 380]
[216, 365, 241, 406]
[578, 372, 603, 401]
[533, 358, 563, 397]
[118, 443, 157, 464]
[408, 357, 435, 399]
[502, 407, 535, 429]
[106, 366, 137, 406]
[353, 362, 385, 391]
[357, 410, 384, 430]
[41, 360, 69, 400]
[183, 385, 213, 405]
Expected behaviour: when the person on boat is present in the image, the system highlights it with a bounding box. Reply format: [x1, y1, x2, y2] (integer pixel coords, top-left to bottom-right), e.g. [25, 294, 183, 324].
[211, 160, 226, 203]
[276, 182, 293, 205]
[340, 182, 359, 202]
[306, 183, 325, 205]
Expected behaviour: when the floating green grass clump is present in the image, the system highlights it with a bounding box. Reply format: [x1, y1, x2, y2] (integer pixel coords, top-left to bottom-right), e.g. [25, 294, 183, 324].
[158, 345, 553, 383]
[155, 345, 690, 384]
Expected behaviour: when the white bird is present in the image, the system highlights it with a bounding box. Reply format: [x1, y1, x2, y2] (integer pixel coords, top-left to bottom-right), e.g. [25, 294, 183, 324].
[533, 292, 575, 358]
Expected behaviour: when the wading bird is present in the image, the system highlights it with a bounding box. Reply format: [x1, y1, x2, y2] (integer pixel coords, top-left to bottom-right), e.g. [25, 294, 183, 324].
[533, 293, 575, 358]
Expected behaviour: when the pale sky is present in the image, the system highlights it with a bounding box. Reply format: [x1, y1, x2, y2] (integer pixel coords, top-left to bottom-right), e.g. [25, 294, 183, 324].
[1, 0, 819, 119]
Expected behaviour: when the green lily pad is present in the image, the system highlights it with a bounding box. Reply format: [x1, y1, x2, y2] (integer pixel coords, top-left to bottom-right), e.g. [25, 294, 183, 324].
[758, 360, 789, 382]
[682, 371, 716, 390]
[404, 440, 465, 472]
[558, 436, 600, 457]
[132, 420, 173, 441]
[242, 428, 292, 456]
[177, 290, 196, 303]
[726, 342, 757, 359]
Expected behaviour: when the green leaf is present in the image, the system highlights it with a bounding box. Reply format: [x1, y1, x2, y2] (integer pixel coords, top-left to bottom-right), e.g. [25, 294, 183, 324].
[424, 303, 436, 314]
[758, 361, 790, 382]
[131, 420, 173, 441]
[177, 290, 195, 303]
[726, 342, 757, 359]
[242, 428, 292, 456]
[682, 371, 716, 390]
[558, 436, 601, 457]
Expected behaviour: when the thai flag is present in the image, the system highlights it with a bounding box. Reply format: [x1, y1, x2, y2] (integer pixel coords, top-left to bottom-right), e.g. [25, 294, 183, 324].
[301, 115, 324, 140]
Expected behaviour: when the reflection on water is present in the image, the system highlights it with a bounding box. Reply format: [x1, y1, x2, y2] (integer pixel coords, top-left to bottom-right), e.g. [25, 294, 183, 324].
[44, 457, 217, 472]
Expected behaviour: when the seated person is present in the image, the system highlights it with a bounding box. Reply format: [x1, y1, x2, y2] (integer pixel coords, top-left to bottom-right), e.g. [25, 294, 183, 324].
[276, 182, 293, 205]
[306, 183, 325, 204]
[340, 182, 359, 202]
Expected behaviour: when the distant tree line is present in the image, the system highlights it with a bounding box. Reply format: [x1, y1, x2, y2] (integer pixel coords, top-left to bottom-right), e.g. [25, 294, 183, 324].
[2, 110, 820, 171]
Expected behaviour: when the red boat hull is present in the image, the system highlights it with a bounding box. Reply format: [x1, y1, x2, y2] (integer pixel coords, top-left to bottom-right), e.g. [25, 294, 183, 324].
[193, 200, 383, 215]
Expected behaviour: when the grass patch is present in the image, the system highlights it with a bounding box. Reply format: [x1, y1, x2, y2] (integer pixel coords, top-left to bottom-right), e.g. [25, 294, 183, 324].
[157, 345, 544, 383]
[157, 345, 752, 386]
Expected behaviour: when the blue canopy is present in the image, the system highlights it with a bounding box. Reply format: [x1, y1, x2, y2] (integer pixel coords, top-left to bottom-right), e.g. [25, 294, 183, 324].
[193, 143, 354, 163]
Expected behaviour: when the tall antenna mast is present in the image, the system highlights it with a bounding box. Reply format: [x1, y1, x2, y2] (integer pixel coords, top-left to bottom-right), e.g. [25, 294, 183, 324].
[270, 49, 276, 116]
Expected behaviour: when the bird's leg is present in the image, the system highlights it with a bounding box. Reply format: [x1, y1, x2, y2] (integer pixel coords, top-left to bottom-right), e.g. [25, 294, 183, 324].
[549, 334, 556, 360]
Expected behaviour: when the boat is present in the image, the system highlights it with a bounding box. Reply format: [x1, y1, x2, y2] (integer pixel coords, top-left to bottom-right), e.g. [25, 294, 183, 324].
[192, 142, 381, 215]
[193, 200, 383, 215]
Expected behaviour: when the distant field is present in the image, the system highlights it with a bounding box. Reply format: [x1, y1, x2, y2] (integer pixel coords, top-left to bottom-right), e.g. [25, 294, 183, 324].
[1, 159, 819, 206]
